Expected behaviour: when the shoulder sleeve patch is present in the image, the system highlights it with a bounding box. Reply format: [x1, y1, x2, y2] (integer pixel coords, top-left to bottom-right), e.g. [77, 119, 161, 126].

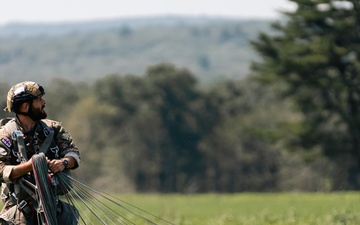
[1, 137, 12, 148]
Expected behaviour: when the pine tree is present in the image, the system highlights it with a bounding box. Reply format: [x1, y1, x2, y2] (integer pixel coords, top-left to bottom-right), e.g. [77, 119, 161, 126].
[251, 0, 360, 188]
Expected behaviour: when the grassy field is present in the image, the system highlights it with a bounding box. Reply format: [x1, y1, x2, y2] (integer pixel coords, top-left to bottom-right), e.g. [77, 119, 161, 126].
[110, 192, 360, 225]
[4, 192, 357, 224]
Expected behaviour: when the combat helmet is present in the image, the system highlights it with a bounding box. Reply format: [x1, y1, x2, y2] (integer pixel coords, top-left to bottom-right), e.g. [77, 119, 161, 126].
[4, 81, 45, 113]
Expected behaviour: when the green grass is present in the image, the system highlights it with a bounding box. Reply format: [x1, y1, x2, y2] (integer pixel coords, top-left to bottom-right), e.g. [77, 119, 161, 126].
[110, 192, 360, 225]
[6, 192, 357, 224]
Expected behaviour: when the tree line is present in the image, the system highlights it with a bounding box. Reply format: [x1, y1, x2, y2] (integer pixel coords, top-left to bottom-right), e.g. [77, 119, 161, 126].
[0, 62, 354, 192]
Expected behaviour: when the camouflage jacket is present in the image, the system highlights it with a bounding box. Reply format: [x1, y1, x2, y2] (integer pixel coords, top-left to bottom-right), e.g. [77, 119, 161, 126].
[0, 117, 80, 185]
[0, 117, 80, 223]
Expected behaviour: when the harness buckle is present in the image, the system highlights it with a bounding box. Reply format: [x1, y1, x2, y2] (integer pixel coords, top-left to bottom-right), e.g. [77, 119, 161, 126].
[11, 130, 23, 141]
[0, 192, 8, 200]
[18, 200, 32, 214]
[18, 200, 27, 209]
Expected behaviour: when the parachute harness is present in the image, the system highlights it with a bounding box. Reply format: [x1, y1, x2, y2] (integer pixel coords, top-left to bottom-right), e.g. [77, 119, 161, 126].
[4, 119, 174, 225]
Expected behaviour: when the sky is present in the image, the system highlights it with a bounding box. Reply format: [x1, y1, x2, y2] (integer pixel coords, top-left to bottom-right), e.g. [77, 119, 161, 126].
[0, 0, 297, 26]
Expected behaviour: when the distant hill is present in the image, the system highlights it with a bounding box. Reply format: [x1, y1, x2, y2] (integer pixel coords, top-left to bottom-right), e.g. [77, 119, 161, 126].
[0, 16, 275, 85]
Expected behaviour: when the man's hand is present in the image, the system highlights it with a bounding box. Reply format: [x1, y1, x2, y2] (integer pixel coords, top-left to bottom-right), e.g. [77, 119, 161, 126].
[47, 159, 66, 174]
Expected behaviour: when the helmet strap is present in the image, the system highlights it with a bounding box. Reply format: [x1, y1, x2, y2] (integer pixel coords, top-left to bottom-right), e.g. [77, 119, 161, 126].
[16, 111, 31, 117]
[15, 100, 39, 121]
[26, 102, 39, 121]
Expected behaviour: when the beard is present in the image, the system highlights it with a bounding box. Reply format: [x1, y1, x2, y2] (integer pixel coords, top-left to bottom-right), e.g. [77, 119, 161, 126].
[28, 105, 47, 121]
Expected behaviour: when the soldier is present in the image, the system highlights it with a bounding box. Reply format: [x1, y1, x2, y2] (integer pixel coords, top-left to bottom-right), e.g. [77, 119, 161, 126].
[0, 81, 81, 224]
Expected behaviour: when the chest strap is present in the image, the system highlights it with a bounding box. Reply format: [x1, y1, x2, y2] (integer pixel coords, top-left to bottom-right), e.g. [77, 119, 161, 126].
[39, 120, 54, 155]
[11, 131, 28, 162]
[4, 119, 55, 162]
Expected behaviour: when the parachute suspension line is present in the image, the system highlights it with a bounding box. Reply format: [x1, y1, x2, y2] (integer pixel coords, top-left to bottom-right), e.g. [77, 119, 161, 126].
[67, 182, 115, 225]
[68, 175, 157, 225]
[27, 156, 175, 225]
[101, 191, 175, 225]
[54, 173, 98, 225]
[32, 153, 58, 225]
[55, 182, 88, 225]
[69, 181, 131, 225]
[54, 172, 175, 225]
[56, 172, 133, 225]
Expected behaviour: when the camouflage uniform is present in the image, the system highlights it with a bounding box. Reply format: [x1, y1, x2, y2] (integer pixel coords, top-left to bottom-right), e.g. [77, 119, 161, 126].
[0, 81, 80, 225]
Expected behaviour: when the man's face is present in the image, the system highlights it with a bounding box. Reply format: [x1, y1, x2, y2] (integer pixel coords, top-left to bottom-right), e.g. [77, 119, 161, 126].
[29, 96, 47, 121]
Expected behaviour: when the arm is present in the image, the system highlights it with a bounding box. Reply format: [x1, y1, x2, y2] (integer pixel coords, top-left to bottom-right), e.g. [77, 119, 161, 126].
[41, 120, 80, 174]
[9, 158, 33, 180]
[0, 138, 33, 182]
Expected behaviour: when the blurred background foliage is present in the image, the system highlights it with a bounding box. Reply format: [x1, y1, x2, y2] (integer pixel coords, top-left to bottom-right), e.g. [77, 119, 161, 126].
[1, 0, 360, 193]
[0, 17, 271, 85]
